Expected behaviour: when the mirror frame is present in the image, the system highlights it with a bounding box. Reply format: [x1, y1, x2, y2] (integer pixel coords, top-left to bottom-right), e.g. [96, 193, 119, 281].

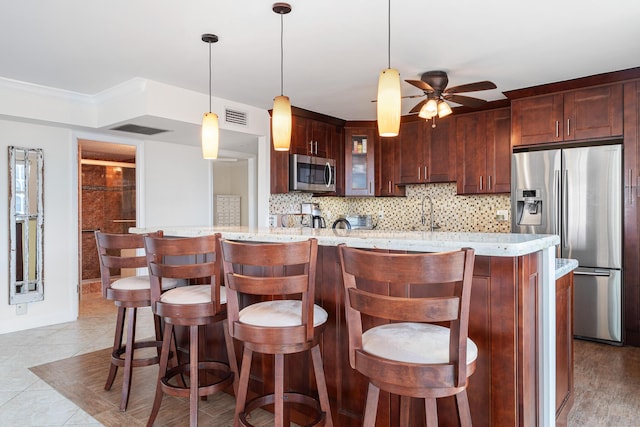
[8, 146, 44, 304]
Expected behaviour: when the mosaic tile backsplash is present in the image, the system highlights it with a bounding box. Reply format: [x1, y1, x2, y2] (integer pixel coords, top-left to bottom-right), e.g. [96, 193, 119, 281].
[269, 183, 511, 233]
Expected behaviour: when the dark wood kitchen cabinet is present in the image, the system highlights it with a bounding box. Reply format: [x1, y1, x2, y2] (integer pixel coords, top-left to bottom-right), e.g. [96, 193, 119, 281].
[398, 117, 456, 184]
[345, 125, 376, 196]
[270, 107, 345, 194]
[623, 80, 640, 346]
[456, 107, 511, 195]
[376, 132, 405, 196]
[511, 83, 623, 146]
[555, 271, 574, 426]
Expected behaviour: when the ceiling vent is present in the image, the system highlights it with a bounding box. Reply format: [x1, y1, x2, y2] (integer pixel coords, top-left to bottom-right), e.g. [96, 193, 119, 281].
[225, 108, 247, 126]
[110, 124, 170, 135]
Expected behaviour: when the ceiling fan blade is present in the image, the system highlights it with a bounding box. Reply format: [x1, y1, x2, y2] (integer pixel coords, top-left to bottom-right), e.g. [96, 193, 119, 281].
[402, 94, 425, 99]
[409, 99, 427, 114]
[405, 79, 434, 92]
[444, 81, 497, 94]
[444, 94, 488, 108]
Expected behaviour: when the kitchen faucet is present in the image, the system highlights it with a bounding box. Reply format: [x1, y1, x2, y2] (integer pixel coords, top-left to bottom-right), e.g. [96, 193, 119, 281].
[421, 195, 435, 231]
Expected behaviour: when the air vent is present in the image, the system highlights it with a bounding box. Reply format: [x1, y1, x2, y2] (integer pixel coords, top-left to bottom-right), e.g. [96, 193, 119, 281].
[225, 108, 247, 126]
[110, 124, 169, 135]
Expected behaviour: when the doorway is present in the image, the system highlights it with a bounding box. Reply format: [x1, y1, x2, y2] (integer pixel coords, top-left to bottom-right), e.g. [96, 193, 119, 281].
[78, 139, 137, 304]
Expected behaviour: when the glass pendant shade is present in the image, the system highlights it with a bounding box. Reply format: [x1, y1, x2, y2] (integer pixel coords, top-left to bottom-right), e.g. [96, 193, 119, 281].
[377, 68, 401, 137]
[437, 100, 453, 118]
[272, 95, 292, 151]
[418, 99, 437, 119]
[201, 112, 219, 159]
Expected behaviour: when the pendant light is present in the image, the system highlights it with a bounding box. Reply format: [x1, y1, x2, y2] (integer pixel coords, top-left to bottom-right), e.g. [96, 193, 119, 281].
[201, 33, 220, 159]
[272, 3, 292, 151]
[377, 0, 401, 137]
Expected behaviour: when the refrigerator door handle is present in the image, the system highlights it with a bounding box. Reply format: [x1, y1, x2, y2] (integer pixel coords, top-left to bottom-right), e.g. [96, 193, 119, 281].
[554, 170, 560, 236]
[562, 169, 569, 249]
[574, 269, 612, 277]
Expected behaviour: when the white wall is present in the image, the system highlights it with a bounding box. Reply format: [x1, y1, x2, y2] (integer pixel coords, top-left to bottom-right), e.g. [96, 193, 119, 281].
[0, 119, 78, 333]
[141, 141, 213, 228]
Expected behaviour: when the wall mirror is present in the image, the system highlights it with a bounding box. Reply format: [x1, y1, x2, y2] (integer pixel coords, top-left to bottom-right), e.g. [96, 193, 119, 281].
[9, 146, 44, 304]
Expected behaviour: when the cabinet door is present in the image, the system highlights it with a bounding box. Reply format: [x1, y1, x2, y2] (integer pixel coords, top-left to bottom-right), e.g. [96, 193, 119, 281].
[311, 120, 330, 158]
[623, 80, 640, 345]
[511, 94, 564, 146]
[398, 120, 426, 184]
[270, 140, 290, 194]
[328, 124, 344, 196]
[290, 115, 311, 155]
[345, 128, 375, 196]
[377, 135, 404, 196]
[456, 112, 487, 194]
[563, 84, 623, 141]
[486, 108, 511, 193]
[428, 116, 456, 183]
[555, 272, 574, 423]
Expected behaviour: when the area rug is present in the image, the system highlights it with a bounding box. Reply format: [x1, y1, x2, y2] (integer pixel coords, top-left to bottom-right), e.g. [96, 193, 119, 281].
[29, 347, 273, 427]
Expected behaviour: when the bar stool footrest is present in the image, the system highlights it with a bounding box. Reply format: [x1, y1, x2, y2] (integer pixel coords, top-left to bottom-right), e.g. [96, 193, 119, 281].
[240, 392, 326, 427]
[160, 360, 234, 399]
[111, 340, 163, 368]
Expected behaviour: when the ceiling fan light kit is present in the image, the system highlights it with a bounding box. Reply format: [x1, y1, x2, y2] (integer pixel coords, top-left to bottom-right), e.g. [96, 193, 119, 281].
[406, 70, 497, 126]
[376, 0, 401, 137]
[201, 33, 220, 159]
[272, 2, 293, 151]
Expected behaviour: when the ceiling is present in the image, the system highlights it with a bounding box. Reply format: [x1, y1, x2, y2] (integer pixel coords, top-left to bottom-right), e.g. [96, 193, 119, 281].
[2, 0, 639, 153]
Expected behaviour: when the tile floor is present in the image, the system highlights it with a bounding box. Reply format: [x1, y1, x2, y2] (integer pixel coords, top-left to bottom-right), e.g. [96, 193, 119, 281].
[0, 293, 154, 426]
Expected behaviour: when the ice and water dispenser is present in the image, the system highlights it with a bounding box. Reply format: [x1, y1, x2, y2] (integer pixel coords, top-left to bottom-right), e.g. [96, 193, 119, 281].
[514, 189, 543, 226]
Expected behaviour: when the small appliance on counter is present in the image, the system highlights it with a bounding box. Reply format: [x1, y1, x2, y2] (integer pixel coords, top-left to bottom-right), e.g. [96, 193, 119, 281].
[332, 215, 374, 230]
[301, 202, 326, 229]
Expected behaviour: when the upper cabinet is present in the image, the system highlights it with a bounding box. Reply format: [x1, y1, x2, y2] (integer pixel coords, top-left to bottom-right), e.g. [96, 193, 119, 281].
[456, 108, 511, 195]
[398, 117, 456, 185]
[270, 107, 345, 194]
[511, 84, 623, 146]
[345, 126, 376, 196]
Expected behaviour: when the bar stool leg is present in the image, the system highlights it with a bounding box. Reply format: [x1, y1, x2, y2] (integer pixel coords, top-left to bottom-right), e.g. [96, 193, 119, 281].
[310, 344, 333, 426]
[147, 323, 173, 427]
[105, 306, 126, 391]
[223, 320, 239, 396]
[235, 348, 253, 427]
[363, 382, 380, 426]
[189, 325, 199, 427]
[120, 306, 137, 411]
[425, 397, 438, 427]
[456, 390, 472, 427]
[274, 353, 285, 426]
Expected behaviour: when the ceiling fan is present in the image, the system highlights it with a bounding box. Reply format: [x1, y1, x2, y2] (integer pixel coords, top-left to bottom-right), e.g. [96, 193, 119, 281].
[405, 70, 497, 119]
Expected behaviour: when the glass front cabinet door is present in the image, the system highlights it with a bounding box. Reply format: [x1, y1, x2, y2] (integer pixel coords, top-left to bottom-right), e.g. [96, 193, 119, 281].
[345, 128, 375, 196]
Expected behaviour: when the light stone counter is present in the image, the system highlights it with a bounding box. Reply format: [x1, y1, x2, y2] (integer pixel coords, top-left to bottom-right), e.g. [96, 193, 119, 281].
[130, 226, 559, 258]
[555, 258, 579, 279]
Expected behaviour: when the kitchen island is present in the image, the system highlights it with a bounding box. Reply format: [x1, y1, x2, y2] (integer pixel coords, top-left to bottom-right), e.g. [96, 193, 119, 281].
[132, 226, 561, 427]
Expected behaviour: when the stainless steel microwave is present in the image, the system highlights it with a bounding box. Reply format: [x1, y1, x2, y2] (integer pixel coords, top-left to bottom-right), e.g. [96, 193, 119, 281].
[289, 154, 336, 193]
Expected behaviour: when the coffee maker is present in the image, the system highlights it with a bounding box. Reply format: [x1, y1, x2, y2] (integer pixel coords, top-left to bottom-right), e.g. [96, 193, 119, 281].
[301, 203, 326, 228]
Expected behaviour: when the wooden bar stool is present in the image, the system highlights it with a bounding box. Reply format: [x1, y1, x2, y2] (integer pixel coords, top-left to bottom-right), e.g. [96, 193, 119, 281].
[95, 231, 177, 412]
[338, 245, 476, 427]
[144, 233, 238, 427]
[220, 238, 333, 427]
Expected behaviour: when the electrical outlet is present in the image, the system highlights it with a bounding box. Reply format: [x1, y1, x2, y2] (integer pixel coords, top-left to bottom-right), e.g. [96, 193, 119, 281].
[496, 210, 509, 222]
[16, 303, 27, 315]
[378, 210, 384, 220]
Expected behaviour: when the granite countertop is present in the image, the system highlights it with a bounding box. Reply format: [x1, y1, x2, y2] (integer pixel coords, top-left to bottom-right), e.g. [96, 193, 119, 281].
[131, 226, 560, 258]
[555, 258, 579, 279]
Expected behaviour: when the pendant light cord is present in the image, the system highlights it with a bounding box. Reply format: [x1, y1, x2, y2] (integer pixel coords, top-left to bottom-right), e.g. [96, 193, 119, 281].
[387, 0, 391, 69]
[280, 13, 284, 96]
[208, 41, 212, 113]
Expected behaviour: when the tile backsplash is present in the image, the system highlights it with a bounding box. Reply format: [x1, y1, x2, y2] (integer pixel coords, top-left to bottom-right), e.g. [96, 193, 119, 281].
[269, 183, 511, 233]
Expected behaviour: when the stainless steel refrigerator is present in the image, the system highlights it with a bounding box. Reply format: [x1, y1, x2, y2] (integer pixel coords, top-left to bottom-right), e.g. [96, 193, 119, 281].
[511, 144, 622, 344]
